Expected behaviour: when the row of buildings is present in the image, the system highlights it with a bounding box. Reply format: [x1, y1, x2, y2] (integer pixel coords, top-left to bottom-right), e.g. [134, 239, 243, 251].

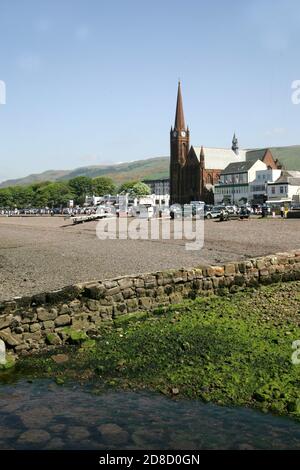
[145, 167, 300, 207]
[145, 83, 300, 206]
[214, 164, 300, 206]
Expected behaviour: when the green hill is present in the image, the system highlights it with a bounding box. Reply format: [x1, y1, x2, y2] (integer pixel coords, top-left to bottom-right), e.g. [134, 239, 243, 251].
[0, 157, 170, 188]
[0, 169, 70, 188]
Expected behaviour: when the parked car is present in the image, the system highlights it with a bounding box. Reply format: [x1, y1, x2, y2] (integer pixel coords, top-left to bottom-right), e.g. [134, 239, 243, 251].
[225, 205, 238, 214]
[205, 205, 225, 219]
[204, 205, 213, 219]
[160, 207, 170, 217]
[239, 206, 251, 219]
[170, 206, 183, 219]
[191, 202, 204, 217]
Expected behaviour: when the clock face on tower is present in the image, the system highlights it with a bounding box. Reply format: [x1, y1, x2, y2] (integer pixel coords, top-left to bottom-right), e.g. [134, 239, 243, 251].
[173, 131, 177, 137]
[181, 131, 186, 137]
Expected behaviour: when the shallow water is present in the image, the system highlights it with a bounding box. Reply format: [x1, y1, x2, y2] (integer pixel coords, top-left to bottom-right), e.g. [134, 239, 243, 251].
[0, 379, 300, 450]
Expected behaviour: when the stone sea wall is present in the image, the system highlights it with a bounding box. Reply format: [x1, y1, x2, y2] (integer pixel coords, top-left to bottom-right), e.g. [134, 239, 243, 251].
[1, 250, 300, 356]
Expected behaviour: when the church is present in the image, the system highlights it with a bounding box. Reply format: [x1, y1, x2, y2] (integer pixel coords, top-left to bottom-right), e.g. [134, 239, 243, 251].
[170, 82, 281, 205]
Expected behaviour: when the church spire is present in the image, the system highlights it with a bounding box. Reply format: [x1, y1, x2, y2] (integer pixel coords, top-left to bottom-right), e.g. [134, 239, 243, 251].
[232, 132, 239, 155]
[174, 81, 186, 130]
[200, 145, 205, 167]
[170, 81, 190, 205]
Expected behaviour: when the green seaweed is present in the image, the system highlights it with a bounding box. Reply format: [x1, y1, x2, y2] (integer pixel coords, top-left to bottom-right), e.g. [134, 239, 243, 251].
[17, 281, 300, 419]
[0, 356, 15, 371]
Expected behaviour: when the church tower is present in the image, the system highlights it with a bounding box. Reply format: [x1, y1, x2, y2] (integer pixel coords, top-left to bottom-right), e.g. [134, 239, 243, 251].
[170, 82, 190, 204]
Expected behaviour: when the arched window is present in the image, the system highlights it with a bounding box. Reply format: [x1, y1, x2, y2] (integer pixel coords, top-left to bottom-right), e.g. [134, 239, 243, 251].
[207, 173, 213, 185]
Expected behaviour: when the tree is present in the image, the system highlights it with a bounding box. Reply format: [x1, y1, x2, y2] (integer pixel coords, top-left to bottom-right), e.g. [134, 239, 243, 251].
[37, 182, 75, 207]
[118, 181, 139, 194]
[30, 181, 52, 207]
[32, 185, 50, 208]
[92, 177, 116, 196]
[68, 176, 93, 204]
[30, 181, 52, 191]
[0, 181, 75, 209]
[10, 185, 34, 208]
[130, 182, 151, 196]
[0, 188, 13, 208]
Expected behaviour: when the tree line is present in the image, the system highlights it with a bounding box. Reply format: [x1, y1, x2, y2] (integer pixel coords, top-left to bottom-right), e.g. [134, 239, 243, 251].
[0, 176, 151, 209]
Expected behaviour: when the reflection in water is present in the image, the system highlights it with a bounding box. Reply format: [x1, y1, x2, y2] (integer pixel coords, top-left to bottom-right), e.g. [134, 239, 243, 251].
[0, 379, 300, 450]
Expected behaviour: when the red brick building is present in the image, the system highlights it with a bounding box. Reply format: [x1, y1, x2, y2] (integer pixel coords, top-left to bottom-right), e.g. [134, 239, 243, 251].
[170, 82, 281, 205]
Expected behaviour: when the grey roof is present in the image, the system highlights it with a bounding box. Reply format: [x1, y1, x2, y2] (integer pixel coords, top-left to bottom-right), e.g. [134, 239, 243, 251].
[221, 160, 256, 174]
[191, 146, 245, 170]
[285, 170, 300, 178]
[245, 149, 268, 162]
[271, 170, 300, 185]
[189, 146, 298, 173]
[244, 146, 300, 170]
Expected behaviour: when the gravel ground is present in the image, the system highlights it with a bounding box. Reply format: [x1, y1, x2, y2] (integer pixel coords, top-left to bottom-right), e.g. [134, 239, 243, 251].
[0, 215, 299, 301]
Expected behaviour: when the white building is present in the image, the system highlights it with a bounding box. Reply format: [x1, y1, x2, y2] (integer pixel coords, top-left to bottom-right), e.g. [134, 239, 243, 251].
[142, 179, 170, 196]
[214, 159, 267, 205]
[249, 169, 281, 204]
[267, 171, 300, 204]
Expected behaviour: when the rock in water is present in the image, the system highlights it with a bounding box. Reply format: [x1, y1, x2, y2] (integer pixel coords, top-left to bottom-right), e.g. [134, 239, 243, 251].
[0, 340, 6, 365]
[98, 423, 129, 445]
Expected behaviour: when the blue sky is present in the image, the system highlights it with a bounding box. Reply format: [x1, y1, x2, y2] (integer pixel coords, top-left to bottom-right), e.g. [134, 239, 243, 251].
[0, 0, 300, 182]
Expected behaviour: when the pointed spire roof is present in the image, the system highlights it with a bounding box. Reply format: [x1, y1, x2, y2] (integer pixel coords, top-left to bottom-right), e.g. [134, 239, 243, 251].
[200, 146, 205, 168]
[174, 81, 186, 130]
[232, 132, 239, 154]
